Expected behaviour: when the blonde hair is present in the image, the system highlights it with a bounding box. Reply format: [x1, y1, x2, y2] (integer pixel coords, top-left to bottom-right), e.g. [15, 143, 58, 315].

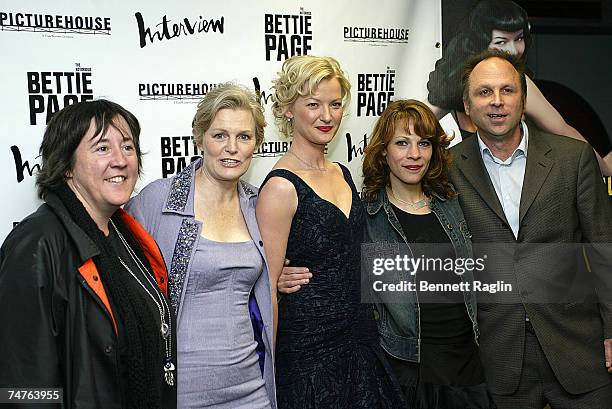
[272, 55, 351, 138]
[192, 82, 266, 149]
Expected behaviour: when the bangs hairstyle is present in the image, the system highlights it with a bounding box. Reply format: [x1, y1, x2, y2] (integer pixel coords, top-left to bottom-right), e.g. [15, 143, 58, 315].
[192, 82, 266, 149]
[272, 55, 351, 138]
[36, 99, 141, 200]
[362, 99, 455, 202]
[426, 0, 530, 112]
[469, 0, 531, 60]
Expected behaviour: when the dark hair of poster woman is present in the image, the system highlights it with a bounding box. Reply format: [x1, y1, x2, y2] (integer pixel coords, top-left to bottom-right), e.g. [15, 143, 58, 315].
[425, 0, 612, 175]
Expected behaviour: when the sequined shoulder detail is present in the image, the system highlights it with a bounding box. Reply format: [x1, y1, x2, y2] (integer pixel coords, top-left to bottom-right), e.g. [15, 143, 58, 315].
[240, 180, 256, 197]
[166, 161, 196, 212]
[168, 218, 199, 315]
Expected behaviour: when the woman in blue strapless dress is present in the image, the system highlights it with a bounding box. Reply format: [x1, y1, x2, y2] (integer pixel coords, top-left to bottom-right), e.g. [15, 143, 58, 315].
[256, 55, 405, 409]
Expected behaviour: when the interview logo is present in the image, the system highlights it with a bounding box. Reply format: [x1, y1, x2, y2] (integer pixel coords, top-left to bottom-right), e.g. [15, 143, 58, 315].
[345, 132, 368, 163]
[252, 77, 275, 107]
[10, 145, 40, 184]
[135, 11, 224, 48]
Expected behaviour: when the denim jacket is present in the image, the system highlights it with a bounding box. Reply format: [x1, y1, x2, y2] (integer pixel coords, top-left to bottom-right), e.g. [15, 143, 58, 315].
[362, 188, 479, 363]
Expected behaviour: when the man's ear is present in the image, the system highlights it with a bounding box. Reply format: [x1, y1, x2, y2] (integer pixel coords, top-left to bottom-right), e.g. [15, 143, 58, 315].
[463, 100, 470, 117]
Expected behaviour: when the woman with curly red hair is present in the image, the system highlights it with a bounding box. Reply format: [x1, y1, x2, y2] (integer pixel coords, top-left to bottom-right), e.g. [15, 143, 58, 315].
[361, 99, 493, 409]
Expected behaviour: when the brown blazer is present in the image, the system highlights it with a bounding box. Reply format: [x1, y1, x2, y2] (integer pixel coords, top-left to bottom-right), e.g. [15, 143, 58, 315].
[449, 125, 612, 395]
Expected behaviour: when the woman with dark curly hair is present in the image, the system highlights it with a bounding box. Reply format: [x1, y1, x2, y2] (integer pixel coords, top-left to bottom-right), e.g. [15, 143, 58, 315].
[426, 0, 612, 175]
[360, 99, 493, 409]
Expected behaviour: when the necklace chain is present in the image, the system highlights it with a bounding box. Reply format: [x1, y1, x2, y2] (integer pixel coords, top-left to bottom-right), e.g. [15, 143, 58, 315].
[387, 187, 430, 210]
[287, 150, 327, 171]
[109, 219, 175, 386]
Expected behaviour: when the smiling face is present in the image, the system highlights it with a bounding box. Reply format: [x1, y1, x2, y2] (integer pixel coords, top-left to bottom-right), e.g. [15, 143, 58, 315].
[464, 57, 525, 143]
[67, 115, 138, 223]
[285, 77, 343, 146]
[489, 29, 525, 57]
[199, 108, 257, 183]
[385, 119, 433, 189]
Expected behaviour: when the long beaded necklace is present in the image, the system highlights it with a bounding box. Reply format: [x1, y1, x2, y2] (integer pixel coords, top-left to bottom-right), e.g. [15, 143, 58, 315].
[110, 219, 175, 386]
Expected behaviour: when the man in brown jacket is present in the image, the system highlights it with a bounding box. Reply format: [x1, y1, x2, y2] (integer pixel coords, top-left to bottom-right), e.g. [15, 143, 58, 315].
[449, 48, 612, 408]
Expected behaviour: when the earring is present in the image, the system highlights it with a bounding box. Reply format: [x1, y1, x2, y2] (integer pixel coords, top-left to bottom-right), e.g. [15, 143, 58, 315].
[286, 117, 292, 122]
[382, 151, 387, 157]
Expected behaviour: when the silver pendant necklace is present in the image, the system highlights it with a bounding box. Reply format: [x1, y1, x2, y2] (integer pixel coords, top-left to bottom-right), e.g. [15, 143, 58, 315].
[287, 149, 327, 171]
[110, 219, 175, 386]
[387, 187, 430, 210]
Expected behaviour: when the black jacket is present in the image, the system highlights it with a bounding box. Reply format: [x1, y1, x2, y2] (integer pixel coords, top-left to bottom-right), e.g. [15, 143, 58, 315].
[0, 193, 173, 408]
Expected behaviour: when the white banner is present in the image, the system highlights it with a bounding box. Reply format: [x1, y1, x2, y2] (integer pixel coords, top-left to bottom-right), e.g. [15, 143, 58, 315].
[0, 0, 441, 241]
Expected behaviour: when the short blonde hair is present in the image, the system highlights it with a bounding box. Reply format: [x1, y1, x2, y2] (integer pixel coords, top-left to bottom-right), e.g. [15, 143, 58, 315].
[192, 82, 266, 149]
[272, 55, 351, 138]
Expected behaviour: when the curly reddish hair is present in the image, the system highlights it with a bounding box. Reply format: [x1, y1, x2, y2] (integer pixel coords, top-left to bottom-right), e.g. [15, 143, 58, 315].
[362, 99, 455, 202]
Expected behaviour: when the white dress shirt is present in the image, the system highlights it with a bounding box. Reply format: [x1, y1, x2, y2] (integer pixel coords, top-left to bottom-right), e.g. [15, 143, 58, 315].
[477, 121, 529, 239]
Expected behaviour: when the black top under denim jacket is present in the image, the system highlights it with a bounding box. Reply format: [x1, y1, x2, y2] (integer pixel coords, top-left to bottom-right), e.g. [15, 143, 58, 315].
[362, 188, 480, 363]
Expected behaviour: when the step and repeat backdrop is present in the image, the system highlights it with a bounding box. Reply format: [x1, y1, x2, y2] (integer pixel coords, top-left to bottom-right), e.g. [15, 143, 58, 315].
[2, 1, 609, 242]
[0, 0, 442, 241]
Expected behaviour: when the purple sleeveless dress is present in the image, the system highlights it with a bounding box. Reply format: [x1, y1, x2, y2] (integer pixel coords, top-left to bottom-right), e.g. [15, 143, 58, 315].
[177, 237, 271, 409]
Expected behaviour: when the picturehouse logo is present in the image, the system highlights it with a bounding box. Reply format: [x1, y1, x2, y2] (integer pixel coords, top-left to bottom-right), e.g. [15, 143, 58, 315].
[253, 141, 328, 158]
[264, 7, 312, 61]
[343, 26, 409, 44]
[254, 140, 291, 158]
[0, 11, 111, 35]
[139, 82, 220, 103]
